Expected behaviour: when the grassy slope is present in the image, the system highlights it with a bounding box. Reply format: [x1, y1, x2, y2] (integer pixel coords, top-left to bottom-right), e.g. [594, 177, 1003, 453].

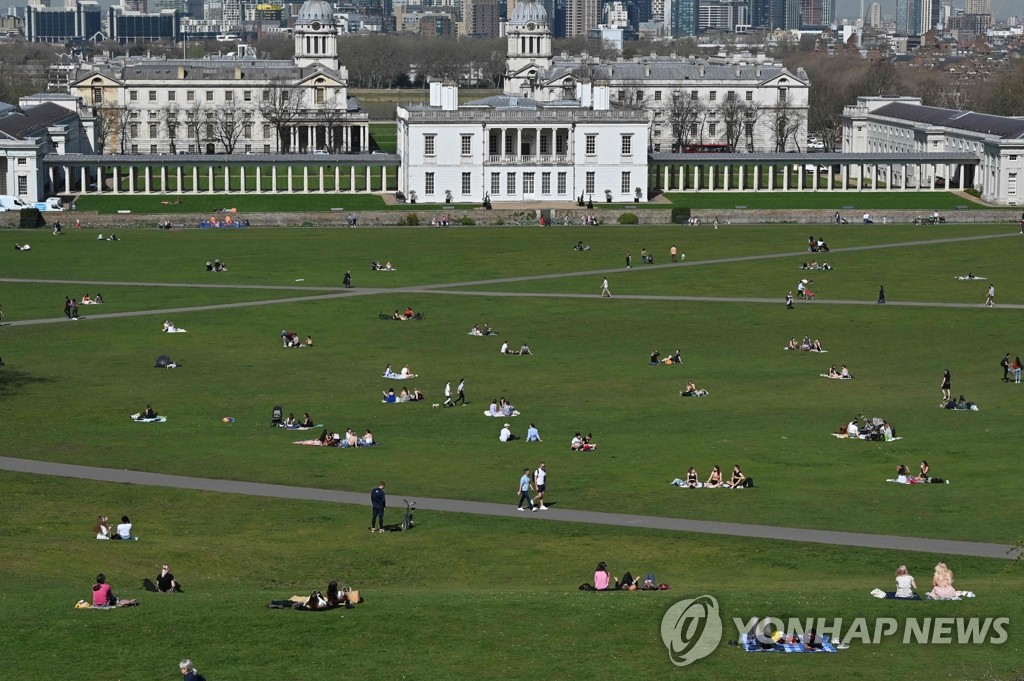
[663, 191, 996, 211]
[3, 224, 1024, 679]
[1, 472, 1021, 681]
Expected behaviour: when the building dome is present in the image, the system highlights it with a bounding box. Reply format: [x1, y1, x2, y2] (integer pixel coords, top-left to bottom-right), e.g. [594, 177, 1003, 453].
[296, 0, 336, 25]
[508, 0, 548, 27]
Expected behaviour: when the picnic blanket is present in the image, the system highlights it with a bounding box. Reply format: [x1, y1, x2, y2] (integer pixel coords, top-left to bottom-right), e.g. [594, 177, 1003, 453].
[484, 410, 520, 417]
[819, 374, 852, 379]
[740, 633, 838, 653]
[785, 347, 827, 352]
[383, 373, 412, 380]
[955, 276, 986, 280]
[130, 414, 166, 423]
[679, 390, 710, 397]
[833, 433, 903, 441]
[281, 424, 320, 430]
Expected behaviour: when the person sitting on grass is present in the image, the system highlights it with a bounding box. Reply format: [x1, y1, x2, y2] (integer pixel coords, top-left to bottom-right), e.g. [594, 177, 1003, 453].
[382, 388, 397, 403]
[284, 413, 297, 428]
[650, 350, 660, 365]
[140, 405, 158, 420]
[927, 562, 957, 600]
[113, 515, 134, 540]
[400, 366, 416, 378]
[840, 365, 852, 379]
[705, 465, 723, 488]
[359, 429, 375, 447]
[500, 341, 513, 355]
[206, 261, 213, 272]
[410, 387, 424, 401]
[94, 515, 111, 540]
[893, 565, 918, 599]
[571, 432, 597, 451]
[488, 400, 501, 417]
[803, 629, 824, 650]
[810, 339, 824, 352]
[594, 562, 616, 591]
[157, 564, 181, 592]
[787, 337, 799, 351]
[728, 465, 747, 489]
[92, 573, 137, 607]
[317, 429, 336, 446]
[827, 365, 841, 378]
[398, 388, 411, 402]
[915, 461, 931, 482]
[392, 310, 404, 321]
[470, 324, 483, 336]
[680, 381, 708, 397]
[404, 307, 414, 319]
[519, 342, 532, 355]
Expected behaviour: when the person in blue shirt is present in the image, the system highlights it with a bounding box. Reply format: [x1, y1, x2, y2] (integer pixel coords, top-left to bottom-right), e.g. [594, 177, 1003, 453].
[526, 423, 542, 442]
[516, 469, 536, 511]
[370, 482, 386, 532]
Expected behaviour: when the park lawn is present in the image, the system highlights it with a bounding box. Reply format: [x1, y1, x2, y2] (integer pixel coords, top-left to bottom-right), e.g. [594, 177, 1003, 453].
[369, 122, 397, 153]
[459, 228, 1021, 305]
[1, 471, 1022, 681]
[71, 192, 389, 215]
[2, 286, 1023, 543]
[664, 191, 993, 211]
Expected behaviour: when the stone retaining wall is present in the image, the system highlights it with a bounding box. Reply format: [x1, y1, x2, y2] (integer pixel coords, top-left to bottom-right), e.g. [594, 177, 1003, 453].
[1, 206, 1016, 229]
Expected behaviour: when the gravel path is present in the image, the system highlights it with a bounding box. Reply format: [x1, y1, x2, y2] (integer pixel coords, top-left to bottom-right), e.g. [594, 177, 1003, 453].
[0, 456, 1015, 559]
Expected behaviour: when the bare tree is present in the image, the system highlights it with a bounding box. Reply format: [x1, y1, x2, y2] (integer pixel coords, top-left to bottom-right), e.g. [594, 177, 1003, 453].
[97, 105, 132, 154]
[211, 107, 247, 154]
[257, 81, 303, 153]
[861, 56, 900, 96]
[719, 94, 760, 152]
[163, 103, 181, 154]
[668, 91, 706, 151]
[183, 97, 206, 152]
[770, 103, 802, 152]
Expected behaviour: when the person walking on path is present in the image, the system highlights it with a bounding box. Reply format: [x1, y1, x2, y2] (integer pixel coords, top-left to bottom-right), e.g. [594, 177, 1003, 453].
[625, 251, 631, 269]
[71, 298, 80, 319]
[343, 271, 351, 288]
[443, 381, 453, 407]
[517, 468, 536, 511]
[941, 369, 951, 401]
[786, 291, 794, 310]
[532, 462, 548, 510]
[370, 481, 386, 532]
[453, 378, 467, 406]
[1001, 353, 1011, 382]
[878, 285, 886, 304]
[985, 284, 995, 308]
[64, 296, 72, 319]
[600, 278, 611, 298]
[670, 245, 678, 263]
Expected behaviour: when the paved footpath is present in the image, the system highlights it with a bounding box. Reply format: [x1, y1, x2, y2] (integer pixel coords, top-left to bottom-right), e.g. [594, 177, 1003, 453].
[0, 456, 1015, 560]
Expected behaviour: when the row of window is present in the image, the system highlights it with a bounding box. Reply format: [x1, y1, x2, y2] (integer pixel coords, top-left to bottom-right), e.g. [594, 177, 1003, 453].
[421, 171, 632, 196]
[91, 87, 336, 106]
[424, 134, 635, 157]
[618, 89, 787, 103]
[119, 144, 273, 154]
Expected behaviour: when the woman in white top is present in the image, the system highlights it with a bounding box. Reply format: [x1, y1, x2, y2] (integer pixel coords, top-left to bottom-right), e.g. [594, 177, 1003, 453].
[894, 565, 917, 599]
[94, 515, 111, 540]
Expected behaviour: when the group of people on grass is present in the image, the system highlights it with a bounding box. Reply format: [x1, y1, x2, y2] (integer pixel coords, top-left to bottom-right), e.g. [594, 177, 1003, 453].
[382, 364, 416, 379]
[787, 336, 824, 352]
[316, 427, 376, 447]
[650, 349, 682, 365]
[836, 416, 895, 441]
[163, 320, 187, 333]
[800, 260, 832, 271]
[370, 260, 395, 271]
[807, 236, 830, 253]
[281, 330, 312, 348]
[391, 307, 420, 321]
[487, 398, 519, 418]
[469, 323, 495, 336]
[94, 514, 136, 541]
[890, 461, 945, 484]
[679, 381, 709, 397]
[205, 260, 228, 272]
[872, 562, 967, 600]
[500, 341, 531, 355]
[585, 562, 664, 591]
[824, 364, 853, 379]
[999, 353, 1023, 383]
[671, 464, 749, 489]
[382, 387, 425, 403]
[278, 412, 316, 429]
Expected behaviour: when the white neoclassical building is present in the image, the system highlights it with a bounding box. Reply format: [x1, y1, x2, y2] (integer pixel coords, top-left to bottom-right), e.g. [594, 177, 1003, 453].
[396, 1, 649, 204]
[67, 0, 368, 156]
[843, 96, 1024, 205]
[504, 0, 810, 153]
[397, 82, 649, 204]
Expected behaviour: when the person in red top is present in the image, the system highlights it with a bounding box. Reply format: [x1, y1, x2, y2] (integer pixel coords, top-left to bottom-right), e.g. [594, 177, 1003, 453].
[91, 573, 137, 607]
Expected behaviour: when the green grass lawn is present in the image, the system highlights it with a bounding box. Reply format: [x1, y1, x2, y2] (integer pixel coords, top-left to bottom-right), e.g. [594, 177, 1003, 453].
[369, 122, 397, 154]
[2, 224, 1024, 679]
[71, 193, 389, 215]
[664, 191, 992, 211]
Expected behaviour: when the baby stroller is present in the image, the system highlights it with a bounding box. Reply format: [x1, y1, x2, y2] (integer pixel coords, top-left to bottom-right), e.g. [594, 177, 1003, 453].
[382, 500, 416, 532]
[271, 405, 283, 428]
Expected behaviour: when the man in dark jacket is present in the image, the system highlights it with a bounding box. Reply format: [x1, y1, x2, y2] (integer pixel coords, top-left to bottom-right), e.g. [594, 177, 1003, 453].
[370, 482, 386, 532]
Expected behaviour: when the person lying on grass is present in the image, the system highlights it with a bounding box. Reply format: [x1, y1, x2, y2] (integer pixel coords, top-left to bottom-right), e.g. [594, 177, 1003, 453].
[661, 349, 682, 365]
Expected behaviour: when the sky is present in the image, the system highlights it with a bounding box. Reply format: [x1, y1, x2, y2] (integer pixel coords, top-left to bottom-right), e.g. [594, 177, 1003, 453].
[835, 0, 1017, 20]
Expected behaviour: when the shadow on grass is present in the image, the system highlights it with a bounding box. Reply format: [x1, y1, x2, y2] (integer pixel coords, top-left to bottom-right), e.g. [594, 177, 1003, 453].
[0, 367, 56, 399]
